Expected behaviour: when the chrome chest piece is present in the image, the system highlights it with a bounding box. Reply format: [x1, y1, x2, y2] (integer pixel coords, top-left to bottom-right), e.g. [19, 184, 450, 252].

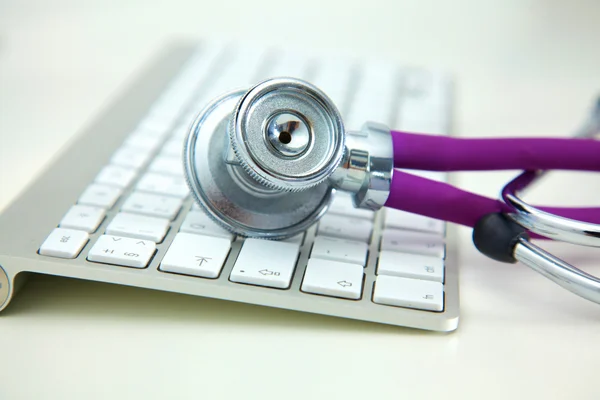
[183, 78, 394, 239]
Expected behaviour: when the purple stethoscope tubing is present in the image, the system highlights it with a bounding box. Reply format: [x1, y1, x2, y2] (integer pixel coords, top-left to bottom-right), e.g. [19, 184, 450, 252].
[384, 130, 600, 238]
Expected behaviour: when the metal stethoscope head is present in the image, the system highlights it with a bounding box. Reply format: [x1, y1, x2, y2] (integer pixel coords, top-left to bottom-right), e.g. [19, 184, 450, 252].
[184, 79, 600, 306]
[184, 77, 393, 239]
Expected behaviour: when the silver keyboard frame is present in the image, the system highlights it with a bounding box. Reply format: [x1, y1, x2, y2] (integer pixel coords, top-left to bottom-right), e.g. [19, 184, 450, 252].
[0, 42, 460, 332]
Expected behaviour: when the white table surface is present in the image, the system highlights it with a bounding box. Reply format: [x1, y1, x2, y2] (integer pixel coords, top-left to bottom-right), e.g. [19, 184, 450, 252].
[1, 1, 599, 399]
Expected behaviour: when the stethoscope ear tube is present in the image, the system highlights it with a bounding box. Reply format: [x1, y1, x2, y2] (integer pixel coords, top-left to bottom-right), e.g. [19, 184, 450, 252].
[473, 212, 600, 305]
[386, 96, 600, 305]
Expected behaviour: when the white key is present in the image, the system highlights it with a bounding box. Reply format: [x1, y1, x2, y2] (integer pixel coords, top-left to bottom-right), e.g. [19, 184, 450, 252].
[230, 239, 300, 289]
[381, 229, 445, 258]
[301, 258, 364, 299]
[125, 131, 163, 151]
[110, 146, 153, 170]
[346, 62, 398, 129]
[136, 114, 174, 137]
[59, 205, 106, 233]
[88, 235, 156, 268]
[384, 209, 445, 235]
[317, 214, 373, 242]
[147, 156, 184, 177]
[260, 49, 312, 80]
[78, 184, 122, 209]
[328, 192, 374, 220]
[179, 211, 234, 240]
[396, 69, 450, 135]
[106, 212, 170, 242]
[373, 275, 444, 311]
[159, 233, 231, 278]
[377, 251, 444, 283]
[311, 235, 369, 266]
[160, 138, 184, 157]
[311, 57, 354, 114]
[95, 165, 136, 188]
[121, 192, 183, 220]
[190, 202, 201, 211]
[136, 173, 189, 198]
[170, 121, 191, 140]
[39, 228, 89, 259]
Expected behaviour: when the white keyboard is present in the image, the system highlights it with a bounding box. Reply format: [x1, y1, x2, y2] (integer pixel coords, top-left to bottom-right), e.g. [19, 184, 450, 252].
[0, 41, 459, 331]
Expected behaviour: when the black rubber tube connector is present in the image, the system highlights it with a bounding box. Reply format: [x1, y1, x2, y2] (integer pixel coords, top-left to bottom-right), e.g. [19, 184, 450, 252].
[472, 213, 530, 263]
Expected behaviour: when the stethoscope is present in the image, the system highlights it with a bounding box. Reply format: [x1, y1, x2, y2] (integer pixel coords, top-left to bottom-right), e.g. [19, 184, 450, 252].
[182, 77, 600, 305]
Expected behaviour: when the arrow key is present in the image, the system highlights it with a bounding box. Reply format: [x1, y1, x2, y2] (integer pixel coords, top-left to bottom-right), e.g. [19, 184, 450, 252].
[301, 258, 364, 300]
[159, 233, 231, 278]
[229, 239, 300, 289]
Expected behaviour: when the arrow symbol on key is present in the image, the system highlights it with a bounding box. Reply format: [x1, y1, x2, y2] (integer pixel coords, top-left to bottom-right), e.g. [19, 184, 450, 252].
[195, 256, 212, 266]
[259, 269, 274, 276]
[337, 280, 352, 287]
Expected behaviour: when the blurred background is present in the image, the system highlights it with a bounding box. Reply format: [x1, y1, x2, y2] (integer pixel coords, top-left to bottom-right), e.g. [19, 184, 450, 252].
[1, 0, 599, 217]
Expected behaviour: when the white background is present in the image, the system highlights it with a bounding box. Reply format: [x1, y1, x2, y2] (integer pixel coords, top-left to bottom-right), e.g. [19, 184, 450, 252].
[1, 1, 599, 399]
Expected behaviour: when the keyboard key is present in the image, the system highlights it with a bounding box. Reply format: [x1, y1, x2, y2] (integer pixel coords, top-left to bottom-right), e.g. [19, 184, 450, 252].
[346, 62, 398, 129]
[317, 214, 373, 242]
[39, 228, 89, 259]
[147, 156, 184, 177]
[373, 275, 444, 311]
[179, 211, 234, 240]
[311, 235, 369, 266]
[396, 69, 450, 134]
[301, 258, 364, 299]
[328, 192, 374, 220]
[377, 251, 444, 283]
[384, 209, 444, 234]
[311, 56, 354, 114]
[95, 165, 137, 188]
[88, 235, 156, 268]
[59, 205, 106, 233]
[137, 113, 175, 136]
[121, 191, 183, 220]
[136, 173, 189, 198]
[160, 138, 185, 157]
[125, 130, 163, 151]
[230, 239, 300, 289]
[78, 184, 122, 209]
[106, 212, 170, 242]
[159, 233, 231, 278]
[381, 229, 445, 258]
[110, 146, 153, 170]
